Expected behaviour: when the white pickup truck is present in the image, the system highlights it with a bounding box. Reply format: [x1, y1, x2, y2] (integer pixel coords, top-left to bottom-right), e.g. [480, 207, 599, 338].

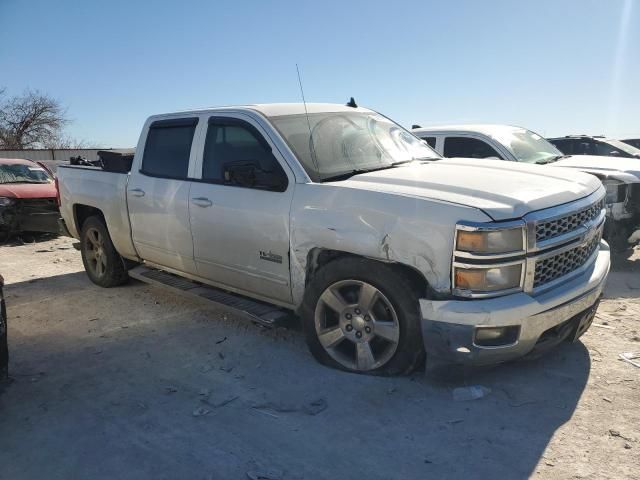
[58, 103, 610, 375]
[413, 124, 640, 250]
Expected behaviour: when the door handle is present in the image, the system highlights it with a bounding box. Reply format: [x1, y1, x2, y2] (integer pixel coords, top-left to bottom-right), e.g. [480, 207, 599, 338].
[191, 197, 213, 208]
[130, 188, 145, 198]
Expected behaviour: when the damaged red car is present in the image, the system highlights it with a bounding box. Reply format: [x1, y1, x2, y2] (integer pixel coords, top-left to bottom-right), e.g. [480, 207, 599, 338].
[0, 158, 60, 239]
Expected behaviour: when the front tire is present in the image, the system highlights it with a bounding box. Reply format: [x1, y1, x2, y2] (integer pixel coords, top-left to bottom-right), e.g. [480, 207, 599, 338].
[301, 257, 425, 375]
[80, 216, 129, 287]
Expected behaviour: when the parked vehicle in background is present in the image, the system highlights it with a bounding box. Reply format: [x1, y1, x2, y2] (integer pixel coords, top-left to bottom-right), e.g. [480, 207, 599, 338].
[0, 158, 60, 239]
[549, 135, 640, 159]
[0, 273, 7, 381]
[57, 103, 610, 374]
[413, 125, 640, 250]
[621, 139, 640, 150]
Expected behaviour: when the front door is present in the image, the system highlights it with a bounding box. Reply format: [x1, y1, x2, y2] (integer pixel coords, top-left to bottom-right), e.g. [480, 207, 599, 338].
[189, 115, 293, 304]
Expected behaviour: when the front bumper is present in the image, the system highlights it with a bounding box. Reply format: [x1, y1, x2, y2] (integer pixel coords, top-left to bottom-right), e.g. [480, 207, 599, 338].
[420, 241, 610, 365]
[0, 199, 60, 235]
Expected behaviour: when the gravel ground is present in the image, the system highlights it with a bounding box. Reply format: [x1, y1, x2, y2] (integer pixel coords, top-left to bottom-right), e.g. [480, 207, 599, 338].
[0, 236, 639, 480]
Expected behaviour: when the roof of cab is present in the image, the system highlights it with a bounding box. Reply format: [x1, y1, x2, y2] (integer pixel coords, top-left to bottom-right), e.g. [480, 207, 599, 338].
[151, 103, 373, 119]
[412, 124, 525, 136]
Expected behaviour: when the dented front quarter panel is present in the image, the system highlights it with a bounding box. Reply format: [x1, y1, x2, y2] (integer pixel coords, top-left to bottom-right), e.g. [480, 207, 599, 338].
[289, 183, 491, 306]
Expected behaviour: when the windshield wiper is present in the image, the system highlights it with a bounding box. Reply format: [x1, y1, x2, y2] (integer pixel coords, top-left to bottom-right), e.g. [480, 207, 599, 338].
[536, 155, 569, 165]
[321, 165, 399, 182]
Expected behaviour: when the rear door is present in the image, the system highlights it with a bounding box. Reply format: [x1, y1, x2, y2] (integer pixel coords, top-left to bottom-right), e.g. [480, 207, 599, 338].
[189, 114, 294, 304]
[127, 117, 201, 274]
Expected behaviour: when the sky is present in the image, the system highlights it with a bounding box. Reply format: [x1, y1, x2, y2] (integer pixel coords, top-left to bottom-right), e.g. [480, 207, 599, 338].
[1, 0, 638, 147]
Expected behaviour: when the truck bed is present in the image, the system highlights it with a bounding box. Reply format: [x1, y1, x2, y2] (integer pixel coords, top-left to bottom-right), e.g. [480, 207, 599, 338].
[57, 165, 138, 259]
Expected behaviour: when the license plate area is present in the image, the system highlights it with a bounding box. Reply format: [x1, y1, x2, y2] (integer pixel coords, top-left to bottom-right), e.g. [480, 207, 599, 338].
[570, 299, 600, 342]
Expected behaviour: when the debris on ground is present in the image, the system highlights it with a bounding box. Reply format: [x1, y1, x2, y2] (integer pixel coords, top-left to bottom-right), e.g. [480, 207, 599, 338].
[246, 468, 283, 480]
[609, 429, 633, 441]
[251, 397, 328, 416]
[215, 336, 228, 344]
[618, 352, 640, 368]
[200, 394, 239, 409]
[302, 398, 328, 415]
[452, 385, 491, 401]
[593, 323, 616, 330]
[192, 406, 211, 417]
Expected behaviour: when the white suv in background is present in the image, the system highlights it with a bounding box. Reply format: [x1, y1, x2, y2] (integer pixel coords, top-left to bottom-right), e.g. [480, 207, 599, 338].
[413, 124, 640, 250]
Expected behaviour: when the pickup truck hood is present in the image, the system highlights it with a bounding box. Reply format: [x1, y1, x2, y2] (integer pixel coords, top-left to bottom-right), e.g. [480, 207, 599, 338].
[551, 155, 640, 181]
[333, 158, 601, 221]
[0, 182, 57, 199]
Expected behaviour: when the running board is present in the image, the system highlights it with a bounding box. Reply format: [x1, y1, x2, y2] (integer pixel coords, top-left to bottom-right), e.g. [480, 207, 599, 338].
[128, 265, 292, 327]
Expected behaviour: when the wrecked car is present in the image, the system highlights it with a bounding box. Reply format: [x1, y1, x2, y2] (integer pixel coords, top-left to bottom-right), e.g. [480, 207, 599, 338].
[57, 103, 610, 375]
[413, 125, 640, 251]
[0, 158, 60, 239]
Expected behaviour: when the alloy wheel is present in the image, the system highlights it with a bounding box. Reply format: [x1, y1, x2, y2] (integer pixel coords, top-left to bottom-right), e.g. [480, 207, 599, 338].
[314, 280, 400, 371]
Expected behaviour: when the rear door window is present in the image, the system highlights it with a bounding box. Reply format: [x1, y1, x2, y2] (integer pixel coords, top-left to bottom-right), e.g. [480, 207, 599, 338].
[443, 137, 502, 159]
[141, 118, 198, 178]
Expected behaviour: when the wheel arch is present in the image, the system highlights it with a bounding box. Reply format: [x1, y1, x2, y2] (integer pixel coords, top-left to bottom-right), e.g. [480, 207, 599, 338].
[73, 204, 106, 234]
[299, 248, 437, 309]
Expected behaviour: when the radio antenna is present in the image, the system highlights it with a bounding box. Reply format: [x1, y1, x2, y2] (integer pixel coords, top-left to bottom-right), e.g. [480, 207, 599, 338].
[296, 64, 320, 173]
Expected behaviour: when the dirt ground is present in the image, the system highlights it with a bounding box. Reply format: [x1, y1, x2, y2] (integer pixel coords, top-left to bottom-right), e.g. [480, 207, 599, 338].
[0, 236, 638, 480]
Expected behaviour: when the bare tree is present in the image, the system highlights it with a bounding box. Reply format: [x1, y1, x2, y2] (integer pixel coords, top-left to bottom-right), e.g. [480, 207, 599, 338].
[0, 89, 69, 149]
[42, 134, 102, 149]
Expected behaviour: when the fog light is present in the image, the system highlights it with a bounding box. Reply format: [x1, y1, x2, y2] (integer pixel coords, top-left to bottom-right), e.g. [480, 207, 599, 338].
[474, 326, 520, 347]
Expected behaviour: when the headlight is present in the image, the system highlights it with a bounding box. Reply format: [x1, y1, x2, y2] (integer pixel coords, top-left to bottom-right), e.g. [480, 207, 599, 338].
[454, 263, 523, 294]
[0, 197, 15, 207]
[456, 226, 525, 254]
[603, 179, 628, 204]
[453, 222, 526, 298]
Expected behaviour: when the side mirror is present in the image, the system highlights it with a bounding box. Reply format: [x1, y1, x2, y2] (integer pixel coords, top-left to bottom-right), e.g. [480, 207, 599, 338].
[224, 162, 257, 188]
[224, 161, 288, 191]
[609, 151, 621, 156]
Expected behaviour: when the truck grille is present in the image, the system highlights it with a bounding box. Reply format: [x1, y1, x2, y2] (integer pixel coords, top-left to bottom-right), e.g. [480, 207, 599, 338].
[533, 232, 601, 288]
[535, 199, 604, 243]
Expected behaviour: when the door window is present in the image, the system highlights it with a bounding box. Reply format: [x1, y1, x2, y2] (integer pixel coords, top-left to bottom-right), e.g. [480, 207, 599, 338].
[593, 141, 626, 157]
[420, 136, 437, 148]
[443, 137, 502, 159]
[550, 139, 573, 154]
[202, 118, 287, 191]
[141, 118, 198, 178]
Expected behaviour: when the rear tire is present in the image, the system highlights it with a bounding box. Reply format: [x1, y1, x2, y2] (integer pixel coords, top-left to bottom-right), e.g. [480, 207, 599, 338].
[80, 216, 129, 287]
[301, 257, 425, 376]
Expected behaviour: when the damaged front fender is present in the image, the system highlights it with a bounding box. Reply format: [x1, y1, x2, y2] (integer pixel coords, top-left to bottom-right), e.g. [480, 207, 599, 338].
[288, 183, 490, 307]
